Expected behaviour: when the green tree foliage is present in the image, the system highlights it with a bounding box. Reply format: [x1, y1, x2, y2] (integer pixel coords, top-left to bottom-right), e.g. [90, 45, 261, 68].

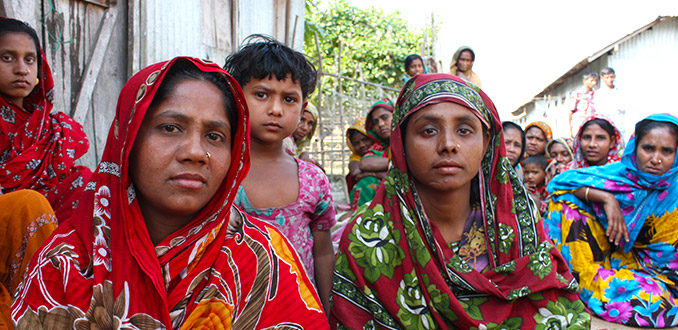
[305, 0, 427, 88]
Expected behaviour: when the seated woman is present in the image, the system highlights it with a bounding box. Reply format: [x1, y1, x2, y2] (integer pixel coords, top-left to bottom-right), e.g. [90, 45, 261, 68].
[11, 57, 327, 329]
[524, 121, 552, 158]
[545, 114, 678, 327]
[502, 121, 526, 180]
[350, 99, 393, 209]
[568, 115, 624, 170]
[332, 73, 589, 329]
[0, 190, 56, 328]
[0, 18, 91, 221]
[545, 137, 574, 184]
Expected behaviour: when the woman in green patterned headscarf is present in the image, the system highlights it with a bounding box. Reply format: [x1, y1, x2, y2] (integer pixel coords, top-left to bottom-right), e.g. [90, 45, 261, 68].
[331, 73, 589, 329]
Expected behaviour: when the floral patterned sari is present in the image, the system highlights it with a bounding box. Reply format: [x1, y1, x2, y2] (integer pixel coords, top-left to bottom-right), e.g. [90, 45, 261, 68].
[11, 57, 327, 329]
[545, 113, 678, 327]
[0, 51, 91, 220]
[332, 73, 589, 329]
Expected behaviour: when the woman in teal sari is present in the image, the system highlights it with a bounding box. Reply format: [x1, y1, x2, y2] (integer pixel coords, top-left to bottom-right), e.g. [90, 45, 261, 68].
[545, 113, 678, 327]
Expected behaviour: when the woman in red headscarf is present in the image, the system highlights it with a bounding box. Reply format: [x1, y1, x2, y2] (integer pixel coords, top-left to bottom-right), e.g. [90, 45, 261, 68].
[0, 18, 91, 220]
[11, 57, 328, 329]
[331, 73, 589, 329]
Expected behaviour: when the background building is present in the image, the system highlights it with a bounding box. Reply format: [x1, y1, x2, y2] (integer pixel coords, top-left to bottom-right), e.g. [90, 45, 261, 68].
[512, 16, 678, 139]
[1, 0, 305, 168]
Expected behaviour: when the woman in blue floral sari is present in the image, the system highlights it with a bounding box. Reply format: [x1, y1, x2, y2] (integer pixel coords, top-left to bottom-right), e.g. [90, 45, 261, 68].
[545, 113, 678, 327]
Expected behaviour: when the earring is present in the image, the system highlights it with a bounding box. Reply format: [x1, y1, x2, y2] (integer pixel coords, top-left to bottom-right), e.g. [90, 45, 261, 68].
[35, 78, 39, 85]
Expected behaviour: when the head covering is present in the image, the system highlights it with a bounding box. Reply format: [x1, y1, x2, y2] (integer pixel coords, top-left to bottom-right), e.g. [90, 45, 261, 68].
[545, 137, 574, 159]
[332, 73, 587, 329]
[569, 115, 624, 169]
[345, 118, 374, 156]
[449, 46, 482, 88]
[12, 57, 326, 328]
[364, 98, 394, 144]
[525, 121, 554, 142]
[0, 50, 92, 220]
[294, 102, 318, 154]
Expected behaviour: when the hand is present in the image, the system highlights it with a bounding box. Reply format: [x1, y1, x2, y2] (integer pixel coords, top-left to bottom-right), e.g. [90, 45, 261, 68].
[602, 194, 629, 245]
[355, 171, 376, 181]
[526, 182, 537, 194]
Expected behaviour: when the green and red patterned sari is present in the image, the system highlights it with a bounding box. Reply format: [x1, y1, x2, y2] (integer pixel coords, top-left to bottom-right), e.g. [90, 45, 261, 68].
[331, 73, 590, 329]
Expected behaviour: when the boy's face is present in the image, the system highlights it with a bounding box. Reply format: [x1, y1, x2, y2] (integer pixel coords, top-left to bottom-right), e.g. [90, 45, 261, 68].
[523, 163, 546, 188]
[242, 75, 306, 145]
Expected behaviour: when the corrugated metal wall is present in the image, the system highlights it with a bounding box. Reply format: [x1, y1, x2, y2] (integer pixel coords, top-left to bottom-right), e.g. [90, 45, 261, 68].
[518, 17, 678, 140]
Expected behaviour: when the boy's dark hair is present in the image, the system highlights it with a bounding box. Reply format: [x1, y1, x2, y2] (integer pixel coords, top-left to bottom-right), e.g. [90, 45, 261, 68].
[151, 60, 237, 139]
[600, 67, 615, 76]
[523, 155, 549, 170]
[223, 34, 317, 99]
[582, 71, 598, 80]
[0, 18, 42, 76]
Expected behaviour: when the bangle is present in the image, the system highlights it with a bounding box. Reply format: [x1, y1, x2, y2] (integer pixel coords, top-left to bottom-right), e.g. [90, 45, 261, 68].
[585, 187, 590, 202]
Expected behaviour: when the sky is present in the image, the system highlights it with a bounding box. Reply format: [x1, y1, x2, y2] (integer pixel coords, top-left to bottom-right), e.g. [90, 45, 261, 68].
[343, 0, 678, 119]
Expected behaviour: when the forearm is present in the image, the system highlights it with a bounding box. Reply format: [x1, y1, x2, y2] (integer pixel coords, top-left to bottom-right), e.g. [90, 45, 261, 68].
[573, 187, 613, 204]
[312, 230, 334, 316]
[359, 157, 388, 172]
[348, 161, 362, 178]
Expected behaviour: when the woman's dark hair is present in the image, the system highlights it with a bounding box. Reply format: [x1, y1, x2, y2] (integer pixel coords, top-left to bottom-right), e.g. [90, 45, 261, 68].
[404, 54, 424, 71]
[151, 60, 238, 139]
[223, 34, 317, 99]
[581, 118, 616, 141]
[502, 121, 526, 166]
[0, 18, 42, 76]
[634, 119, 678, 150]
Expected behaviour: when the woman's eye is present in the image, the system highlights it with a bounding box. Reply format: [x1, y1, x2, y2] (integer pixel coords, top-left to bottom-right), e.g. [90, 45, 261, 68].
[160, 124, 179, 133]
[458, 127, 472, 135]
[25, 56, 36, 64]
[206, 133, 224, 142]
[422, 127, 437, 135]
[1, 54, 12, 61]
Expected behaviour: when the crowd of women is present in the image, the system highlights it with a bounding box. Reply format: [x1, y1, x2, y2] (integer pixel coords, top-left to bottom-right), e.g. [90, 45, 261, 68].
[1, 16, 677, 329]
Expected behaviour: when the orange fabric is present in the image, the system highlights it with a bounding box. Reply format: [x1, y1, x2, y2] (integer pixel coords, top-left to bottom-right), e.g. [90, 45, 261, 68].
[0, 190, 56, 330]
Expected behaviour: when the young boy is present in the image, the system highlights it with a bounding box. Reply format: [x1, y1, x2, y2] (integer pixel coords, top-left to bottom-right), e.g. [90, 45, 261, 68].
[224, 35, 335, 313]
[523, 155, 549, 215]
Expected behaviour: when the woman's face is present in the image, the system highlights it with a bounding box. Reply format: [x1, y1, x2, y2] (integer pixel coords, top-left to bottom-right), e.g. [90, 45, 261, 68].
[636, 126, 677, 176]
[349, 131, 373, 156]
[406, 58, 424, 77]
[525, 126, 546, 156]
[130, 79, 232, 224]
[371, 107, 393, 141]
[0, 32, 39, 108]
[549, 142, 572, 165]
[456, 50, 474, 73]
[580, 123, 613, 166]
[405, 102, 488, 194]
[503, 127, 523, 166]
[293, 110, 315, 141]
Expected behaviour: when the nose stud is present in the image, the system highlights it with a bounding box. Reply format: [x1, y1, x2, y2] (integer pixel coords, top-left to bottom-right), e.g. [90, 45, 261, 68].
[205, 152, 211, 160]
[658, 159, 662, 165]
[456, 144, 461, 150]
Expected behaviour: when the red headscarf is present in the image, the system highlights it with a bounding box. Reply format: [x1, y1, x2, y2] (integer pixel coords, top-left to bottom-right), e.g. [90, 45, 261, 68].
[0, 51, 91, 220]
[12, 57, 327, 329]
[568, 114, 624, 170]
[332, 74, 588, 329]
